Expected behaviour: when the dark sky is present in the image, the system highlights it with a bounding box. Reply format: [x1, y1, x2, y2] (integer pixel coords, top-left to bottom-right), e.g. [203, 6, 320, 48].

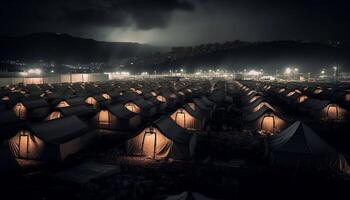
[1, 0, 350, 46]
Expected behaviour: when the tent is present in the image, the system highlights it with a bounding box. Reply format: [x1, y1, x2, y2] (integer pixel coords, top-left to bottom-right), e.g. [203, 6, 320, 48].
[8, 116, 98, 161]
[126, 116, 196, 160]
[170, 105, 205, 131]
[93, 104, 141, 130]
[126, 98, 157, 118]
[243, 106, 287, 134]
[85, 95, 109, 109]
[267, 121, 350, 174]
[12, 99, 50, 120]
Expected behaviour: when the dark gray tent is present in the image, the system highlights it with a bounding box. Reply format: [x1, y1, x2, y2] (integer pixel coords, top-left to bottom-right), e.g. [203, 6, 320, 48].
[8, 116, 98, 161]
[268, 121, 350, 174]
[268, 121, 336, 155]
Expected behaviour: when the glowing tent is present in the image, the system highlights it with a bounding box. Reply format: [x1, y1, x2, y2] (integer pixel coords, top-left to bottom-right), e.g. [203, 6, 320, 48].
[12, 99, 50, 120]
[8, 116, 98, 161]
[93, 104, 141, 130]
[126, 116, 196, 160]
[243, 106, 287, 134]
[170, 105, 205, 131]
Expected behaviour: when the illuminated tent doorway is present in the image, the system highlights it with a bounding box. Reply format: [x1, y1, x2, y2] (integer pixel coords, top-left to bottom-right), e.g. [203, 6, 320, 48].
[127, 116, 196, 160]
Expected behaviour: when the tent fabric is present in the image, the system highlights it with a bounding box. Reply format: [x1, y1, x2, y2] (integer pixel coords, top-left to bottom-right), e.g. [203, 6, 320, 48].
[268, 121, 336, 155]
[155, 116, 193, 145]
[0, 110, 23, 137]
[0, 144, 19, 175]
[22, 99, 49, 109]
[29, 116, 92, 145]
[127, 116, 196, 160]
[107, 104, 137, 119]
[243, 106, 276, 122]
[8, 116, 97, 161]
[58, 105, 95, 118]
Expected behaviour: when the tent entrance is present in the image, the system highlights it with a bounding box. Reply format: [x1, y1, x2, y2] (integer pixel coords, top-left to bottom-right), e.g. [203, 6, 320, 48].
[18, 131, 30, 159]
[326, 104, 339, 120]
[261, 115, 276, 133]
[141, 127, 157, 159]
[174, 109, 186, 128]
[13, 102, 26, 119]
[98, 110, 111, 128]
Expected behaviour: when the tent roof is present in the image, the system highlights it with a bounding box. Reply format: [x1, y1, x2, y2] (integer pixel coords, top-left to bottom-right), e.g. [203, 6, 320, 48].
[154, 116, 193, 144]
[268, 121, 336, 155]
[106, 104, 137, 119]
[29, 115, 91, 145]
[243, 105, 277, 121]
[132, 98, 154, 109]
[22, 98, 49, 109]
[0, 110, 22, 125]
[300, 98, 330, 110]
[181, 104, 203, 120]
[58, 105, 95, 117]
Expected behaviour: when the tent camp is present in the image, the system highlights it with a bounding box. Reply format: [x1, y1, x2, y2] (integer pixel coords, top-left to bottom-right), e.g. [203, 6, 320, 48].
[267, 121, 350, 174]
[8, 116, 98, 161]
[126, 116, 196, 160]
[93, 104, 141, 130]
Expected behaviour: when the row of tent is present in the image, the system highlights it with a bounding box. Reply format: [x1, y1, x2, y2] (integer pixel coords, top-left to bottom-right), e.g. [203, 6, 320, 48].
[0, 78, 219, 175]
[234, 81, 350, 175]
[235, 81, 289, 135]
[260, 83, 349, 122]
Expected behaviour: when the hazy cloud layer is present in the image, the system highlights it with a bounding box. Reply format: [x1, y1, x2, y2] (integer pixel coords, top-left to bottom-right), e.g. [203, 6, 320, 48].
[1, 0, 350, 45]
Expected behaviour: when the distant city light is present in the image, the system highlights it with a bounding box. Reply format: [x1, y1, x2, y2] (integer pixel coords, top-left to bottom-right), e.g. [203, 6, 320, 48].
[247, 70, 262, 76]
[141, 72, 148, 75]
[285, 67, 291, 74]
[27, 68, 42, 75]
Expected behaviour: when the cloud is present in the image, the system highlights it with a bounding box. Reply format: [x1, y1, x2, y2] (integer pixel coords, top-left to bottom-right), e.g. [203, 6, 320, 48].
[0, 0, 195, 35]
